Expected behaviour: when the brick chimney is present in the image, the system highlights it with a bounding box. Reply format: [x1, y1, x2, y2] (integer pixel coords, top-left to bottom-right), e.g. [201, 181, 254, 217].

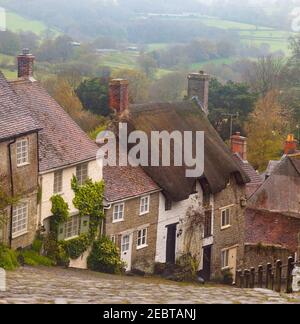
[231, 132, 247, 161]
[284, 134, 298, 155]
[188, 71, 210, 115]
[109, 79, 129, 114]
[17, 48, 35, 78]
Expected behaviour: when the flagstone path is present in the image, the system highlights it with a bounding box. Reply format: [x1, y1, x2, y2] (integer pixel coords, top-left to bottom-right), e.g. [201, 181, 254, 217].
[0, 266, 299, 304]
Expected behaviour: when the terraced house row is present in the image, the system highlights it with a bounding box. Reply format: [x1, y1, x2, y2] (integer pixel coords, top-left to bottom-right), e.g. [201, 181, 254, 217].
[1, 49, 299, 282]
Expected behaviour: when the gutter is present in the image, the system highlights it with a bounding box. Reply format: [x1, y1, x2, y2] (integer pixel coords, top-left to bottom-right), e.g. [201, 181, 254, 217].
[8, 138, 16, 248]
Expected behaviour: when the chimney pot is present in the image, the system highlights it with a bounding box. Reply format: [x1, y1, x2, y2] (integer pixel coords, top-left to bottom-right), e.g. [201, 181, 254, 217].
[17, 48, 35, 79]
[109, 79, 129, 114]
[231, 132, 247, 161]
[188, 71, 210, 115]
[284, 134, 297, 155]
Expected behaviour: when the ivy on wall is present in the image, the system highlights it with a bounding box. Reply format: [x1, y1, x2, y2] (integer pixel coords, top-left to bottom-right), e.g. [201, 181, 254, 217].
[46, 176, 105, 261]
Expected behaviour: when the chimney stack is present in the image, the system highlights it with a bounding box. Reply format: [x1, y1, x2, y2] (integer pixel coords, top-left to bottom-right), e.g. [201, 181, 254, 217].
[17, 48, 35, 79]
[231, 132, 247, 161]
[284, 134, 298, 155]
[188, 71, 210, 115]
[109, 79, 129, 114]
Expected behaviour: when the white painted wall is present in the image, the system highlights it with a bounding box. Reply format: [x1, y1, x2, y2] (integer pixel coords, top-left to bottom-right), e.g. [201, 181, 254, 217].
[155, 183, 204, 263]
[39, 159, 102, 225]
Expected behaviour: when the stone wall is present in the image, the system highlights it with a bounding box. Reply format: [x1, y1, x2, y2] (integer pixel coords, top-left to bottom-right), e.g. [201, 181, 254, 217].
[245, 208, 300, 252]
[243, 244, 291, 273]
[0, 133, 39, 248]
[211, 176, 247, 279]
[105, 192, 160, 273]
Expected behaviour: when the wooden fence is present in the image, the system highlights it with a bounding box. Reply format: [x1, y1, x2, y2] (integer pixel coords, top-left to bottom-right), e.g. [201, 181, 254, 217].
[236, 257, 299, 294]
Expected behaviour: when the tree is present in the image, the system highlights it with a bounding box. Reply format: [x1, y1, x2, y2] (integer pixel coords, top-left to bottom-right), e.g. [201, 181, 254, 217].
[42, 77, 106, 132]
[36, 35, 75, 63]
[149, 72, 186, 102]
[241, 55, 285, 96]
[76, 77, 110, 117]
[245, 90, 289, 171]
[138, 53, 157, 78]
[208, 78, 257, 140]
[112, 69, 150, 104]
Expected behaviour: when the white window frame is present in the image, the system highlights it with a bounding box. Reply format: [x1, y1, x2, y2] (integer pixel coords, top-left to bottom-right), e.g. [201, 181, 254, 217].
[113, 203, 125, 223]
[221, 207, 231, 229]
[64, 215, 80, 240]
[12, 202, 29, 238]
[53, 170, 63, 194]
[140, 195, 150, 216]
[221, 249, 230, 270]
[137, 227, 148, 249]
[16, 138, 29, 167]
[76, 163, 88, 186]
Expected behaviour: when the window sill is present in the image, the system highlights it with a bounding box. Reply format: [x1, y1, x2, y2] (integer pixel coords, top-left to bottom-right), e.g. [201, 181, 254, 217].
[139, 211, 150, 216]
[64, 235, 79, 241]
[112, 219, 124, 224]
[221, 225, 231, 230]
[137, 244, 148, 250]
[12, 230, 28, 239]
[17, 162, 30, 168]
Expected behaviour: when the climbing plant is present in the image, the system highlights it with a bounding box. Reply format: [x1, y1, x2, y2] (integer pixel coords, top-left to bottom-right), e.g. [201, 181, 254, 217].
[46, 176, 105, 262]
[50, 195, 70, 234]
[0, 174, 18, 227]
[71, 176, 105, 239]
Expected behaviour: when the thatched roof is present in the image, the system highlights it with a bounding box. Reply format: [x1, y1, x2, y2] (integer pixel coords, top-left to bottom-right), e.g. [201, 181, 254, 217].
[119, 100, 249, 202]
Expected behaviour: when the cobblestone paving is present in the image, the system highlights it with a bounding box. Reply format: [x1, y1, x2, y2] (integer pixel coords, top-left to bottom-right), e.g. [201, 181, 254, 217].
[0, 266, 299, 304]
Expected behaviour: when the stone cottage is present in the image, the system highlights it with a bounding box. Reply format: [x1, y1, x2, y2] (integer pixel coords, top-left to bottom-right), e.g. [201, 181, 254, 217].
[4, 49, 102, 267]
[0, 72, 40, 249]
[103, 163, 161, 273]
[107, 74, 250, 281]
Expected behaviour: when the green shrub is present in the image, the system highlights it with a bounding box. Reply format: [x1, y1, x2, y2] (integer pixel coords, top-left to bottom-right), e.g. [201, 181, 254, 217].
[0, 245, 19, 270]
[87, 236, 125, 274]
[32, 238, 43, 254]
[60, 234, 90, 260]
[19, 250, 55, 267]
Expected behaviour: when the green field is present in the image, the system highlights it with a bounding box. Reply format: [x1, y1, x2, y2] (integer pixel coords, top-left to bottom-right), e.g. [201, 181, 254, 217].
[5, 11, 50, 34]
[2, 68, 16, 79]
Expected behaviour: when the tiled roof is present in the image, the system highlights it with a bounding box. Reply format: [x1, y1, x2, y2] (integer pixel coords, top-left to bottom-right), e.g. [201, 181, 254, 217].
[104, 165, 160, 202]
[232, 154, 263, 184]
[0, 72, 40, 141]
[10, 79, 99, 172]
[248, 155, 300, 217]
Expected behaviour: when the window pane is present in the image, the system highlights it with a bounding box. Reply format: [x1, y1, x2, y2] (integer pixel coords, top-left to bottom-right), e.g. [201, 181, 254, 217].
[64, 215, 80, 239]
[53, 171, 63, 194]
[16, 139, 29, 166]
[76, 163, 88, 185]
[113, 204, 124, 221]
[12, 203, 28, 235]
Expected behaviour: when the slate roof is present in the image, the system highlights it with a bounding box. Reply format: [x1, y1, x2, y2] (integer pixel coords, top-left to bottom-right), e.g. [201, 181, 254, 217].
[104, 165, 161, 202]
[0, 72, 40, 141]
[247, 154, 300, 218]
[10, 79, 99, 172]
[118, 100, 249, 202]
[233, 153, 263, 197]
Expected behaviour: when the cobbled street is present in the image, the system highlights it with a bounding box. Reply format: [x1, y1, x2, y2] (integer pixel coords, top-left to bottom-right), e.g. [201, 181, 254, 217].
[0, 266, 299, 304]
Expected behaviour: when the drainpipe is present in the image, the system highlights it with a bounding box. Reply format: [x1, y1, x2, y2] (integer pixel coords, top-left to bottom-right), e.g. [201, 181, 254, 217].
[8, 138, 16, 248]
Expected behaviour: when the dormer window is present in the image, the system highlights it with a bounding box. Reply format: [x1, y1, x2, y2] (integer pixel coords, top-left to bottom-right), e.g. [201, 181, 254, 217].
[16, 139, 29, 166]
